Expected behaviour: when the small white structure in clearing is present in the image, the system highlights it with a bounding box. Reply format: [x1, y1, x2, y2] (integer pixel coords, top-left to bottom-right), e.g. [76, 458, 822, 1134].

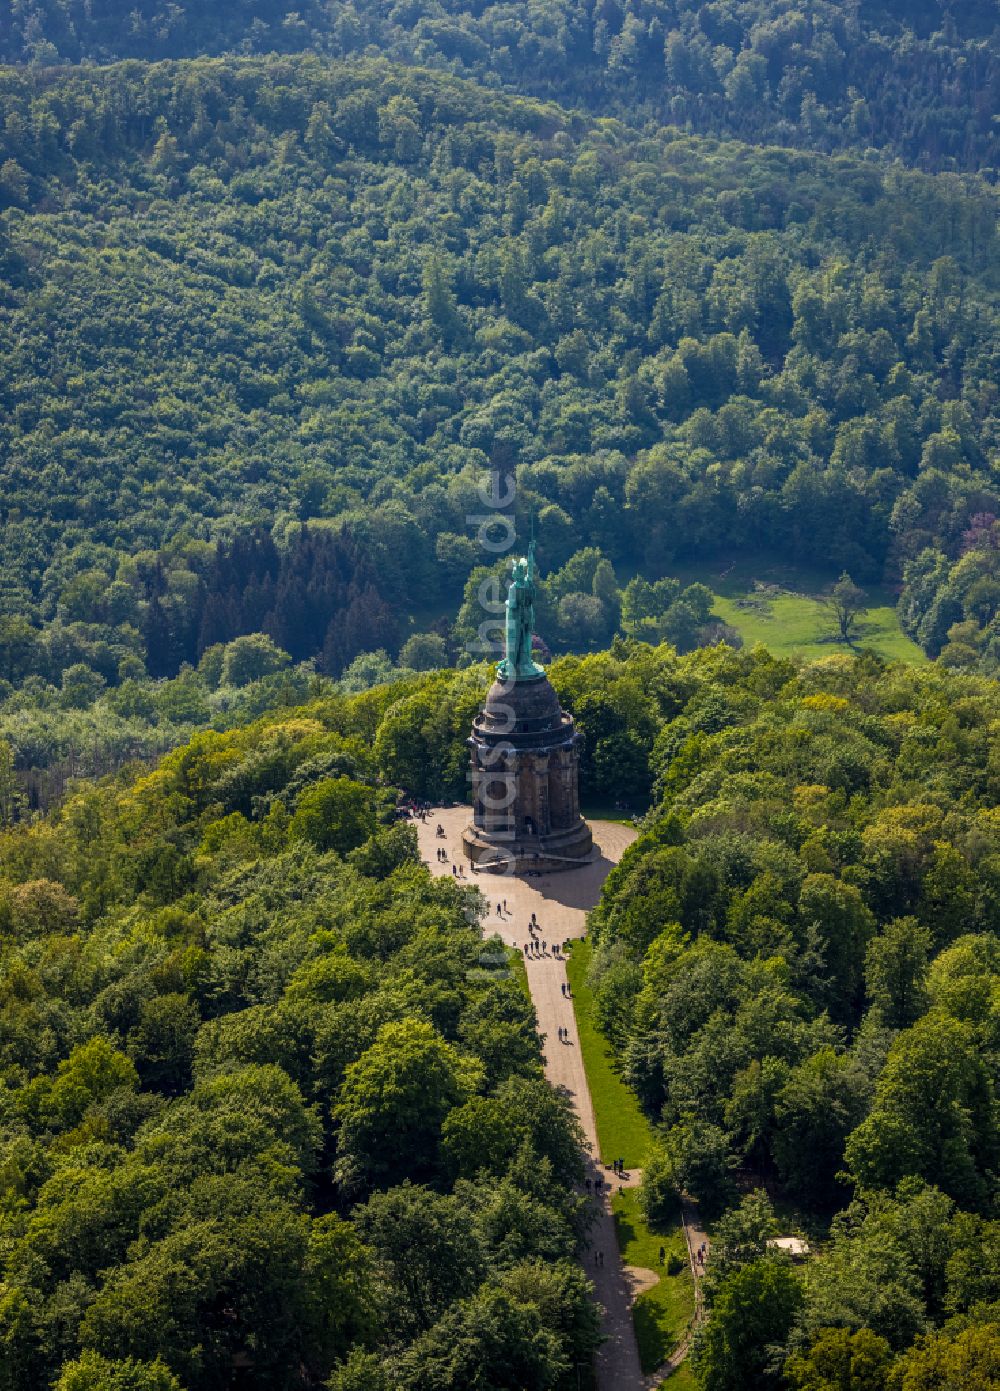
[768, 1236, 810, 1260]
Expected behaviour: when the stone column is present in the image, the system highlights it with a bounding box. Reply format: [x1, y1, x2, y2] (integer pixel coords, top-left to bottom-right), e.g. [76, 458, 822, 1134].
[480, 749, 514, 835]
[470, 754, 483, 828]
[569, 739, 581, 820]
[548, 748, 566, 829]
[534, 755, 550, 836]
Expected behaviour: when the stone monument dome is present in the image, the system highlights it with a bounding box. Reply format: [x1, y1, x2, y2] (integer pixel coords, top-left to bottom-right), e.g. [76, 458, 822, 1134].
[462, 545, 592, 873]
[479, 671, 561, 735]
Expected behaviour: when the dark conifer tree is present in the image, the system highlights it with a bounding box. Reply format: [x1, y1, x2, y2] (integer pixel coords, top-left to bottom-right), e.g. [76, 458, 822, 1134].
[143, 595, 174, 677]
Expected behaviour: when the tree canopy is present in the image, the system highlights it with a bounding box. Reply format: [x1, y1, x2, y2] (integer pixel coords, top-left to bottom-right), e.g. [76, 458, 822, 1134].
[0, 685, 599, 1389]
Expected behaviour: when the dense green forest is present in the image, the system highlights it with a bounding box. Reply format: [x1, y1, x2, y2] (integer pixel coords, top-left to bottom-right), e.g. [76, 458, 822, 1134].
[580, 640, 1000, 1385]
[0, 681, 604, 1391]
[899, 516, 1000, 671]
[3, 0, 996, 169]
[2, 0, 1000, 1384]
[0, 57, 996, 713]
[7, 642, 1000, 1386]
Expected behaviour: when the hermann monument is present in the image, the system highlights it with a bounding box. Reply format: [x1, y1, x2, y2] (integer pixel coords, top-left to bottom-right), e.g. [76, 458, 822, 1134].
[462, 543, 593, 873]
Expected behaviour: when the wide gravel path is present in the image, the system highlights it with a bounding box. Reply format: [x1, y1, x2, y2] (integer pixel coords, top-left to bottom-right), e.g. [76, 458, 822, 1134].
[418, 808, 654, 1391]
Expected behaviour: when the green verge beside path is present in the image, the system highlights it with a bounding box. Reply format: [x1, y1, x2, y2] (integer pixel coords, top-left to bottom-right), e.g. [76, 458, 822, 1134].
[660, 1363, 698, 1391]
[613, 1187, 694, 1376]
[566, 939, 696, 1376]
[566, 939, 652, 1168]
[506, 942, 532, 1004]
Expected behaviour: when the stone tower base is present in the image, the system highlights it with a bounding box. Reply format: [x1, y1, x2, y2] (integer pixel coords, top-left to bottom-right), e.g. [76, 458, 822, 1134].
[464, 671, 593, 876]
[462, 818, 594, 874]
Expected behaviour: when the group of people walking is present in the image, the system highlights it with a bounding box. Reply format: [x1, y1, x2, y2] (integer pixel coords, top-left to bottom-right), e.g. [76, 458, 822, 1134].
[430, 838, 467, 877]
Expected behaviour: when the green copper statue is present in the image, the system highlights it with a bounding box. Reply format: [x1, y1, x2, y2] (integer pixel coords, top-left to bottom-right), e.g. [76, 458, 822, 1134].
[498, 542, 545, 682]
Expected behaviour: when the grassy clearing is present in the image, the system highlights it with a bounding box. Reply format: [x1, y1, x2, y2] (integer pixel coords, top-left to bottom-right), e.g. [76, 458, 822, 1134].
[660, 1362, 698, 1390]
[565, 938, 652, 1167]
[674, 553, 926, 664]
[612, 1186, 695, 1374]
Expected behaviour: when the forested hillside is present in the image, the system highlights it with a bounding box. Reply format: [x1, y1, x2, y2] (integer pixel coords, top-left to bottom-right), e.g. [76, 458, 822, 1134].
[0, 57, 996, 701]
[3, 0, 995, 169]
[6, 642, 1000, 1387]
[900, 515, 1000, 671]
[580, 640, 1000, 1384]
[0, 684, 601, 1391]
[2, 0, 999, 1384]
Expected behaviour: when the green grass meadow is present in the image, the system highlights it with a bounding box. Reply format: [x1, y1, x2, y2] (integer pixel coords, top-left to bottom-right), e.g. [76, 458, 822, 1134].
[565, 938, 652, 1168]
[675, 554, 926, 664]
[660, 1362, 698, 1390]
[579, 803, 646, 826]
[612, 1186, 696, 1374]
